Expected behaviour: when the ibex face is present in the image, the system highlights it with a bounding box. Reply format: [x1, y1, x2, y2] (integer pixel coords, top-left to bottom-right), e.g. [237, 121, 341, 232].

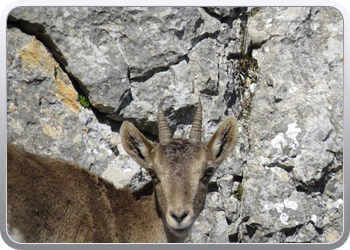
[147, 140, 213, 236]
[121, 99, 238, 238]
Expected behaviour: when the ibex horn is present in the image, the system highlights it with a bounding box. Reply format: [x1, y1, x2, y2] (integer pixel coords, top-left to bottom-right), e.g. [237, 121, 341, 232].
[189, 98, 202, 143]
[158, 99, 173, 144]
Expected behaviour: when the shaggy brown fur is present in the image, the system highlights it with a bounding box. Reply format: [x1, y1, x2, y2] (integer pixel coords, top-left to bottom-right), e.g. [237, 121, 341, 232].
[7, 143, 166, 243]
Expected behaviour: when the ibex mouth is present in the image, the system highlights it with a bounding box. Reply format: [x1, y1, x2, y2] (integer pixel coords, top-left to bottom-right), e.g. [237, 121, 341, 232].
[168, 223, 193, 236]
[166, 216, 195, 236]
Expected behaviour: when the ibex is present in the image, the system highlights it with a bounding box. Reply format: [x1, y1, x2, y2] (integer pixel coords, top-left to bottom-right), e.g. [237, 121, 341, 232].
[7, 99, 238, 243]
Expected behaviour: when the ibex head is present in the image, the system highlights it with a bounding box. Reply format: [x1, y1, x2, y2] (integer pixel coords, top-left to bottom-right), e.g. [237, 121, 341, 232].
[120, 99, 238, 237]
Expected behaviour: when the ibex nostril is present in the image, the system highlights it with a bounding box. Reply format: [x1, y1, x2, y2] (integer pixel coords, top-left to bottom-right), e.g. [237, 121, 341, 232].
[170, 210, 189, 223]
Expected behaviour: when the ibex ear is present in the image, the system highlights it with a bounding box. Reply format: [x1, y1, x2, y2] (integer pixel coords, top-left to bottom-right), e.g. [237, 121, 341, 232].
[120, 122, 155, 167]
[206, 117, 238, 164]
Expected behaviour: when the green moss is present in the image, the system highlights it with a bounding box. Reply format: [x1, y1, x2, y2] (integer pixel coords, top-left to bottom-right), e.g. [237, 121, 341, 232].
[78, 94, 90, 108]
[234, 183, 243, 201]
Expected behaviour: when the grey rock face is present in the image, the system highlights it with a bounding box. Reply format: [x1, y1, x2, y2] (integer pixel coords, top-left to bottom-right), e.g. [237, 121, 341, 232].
[7, 27, 134, 188]
[241, 7, 343, 243]
[8, 7, 222, 115]
[7, 6, 343, 243]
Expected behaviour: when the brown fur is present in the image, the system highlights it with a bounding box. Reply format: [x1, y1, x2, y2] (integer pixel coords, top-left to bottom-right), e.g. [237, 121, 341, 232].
[7, 143, 165, 243]
[7, 112, 238, 243]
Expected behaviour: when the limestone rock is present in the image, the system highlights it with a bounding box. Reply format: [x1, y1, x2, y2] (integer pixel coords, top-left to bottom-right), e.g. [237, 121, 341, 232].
[240, 7, 343, 243]
[7, 27, 137, 187]
[7, 6, 343, 243]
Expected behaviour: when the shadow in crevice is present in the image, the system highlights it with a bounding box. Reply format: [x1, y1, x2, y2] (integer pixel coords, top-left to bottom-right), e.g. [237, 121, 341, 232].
[202, 7, 248, 28]
[8, 17, 68, 67]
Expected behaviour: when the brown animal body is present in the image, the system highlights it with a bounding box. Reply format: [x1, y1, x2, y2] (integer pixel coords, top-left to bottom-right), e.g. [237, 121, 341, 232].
[7, 100, 238, 243]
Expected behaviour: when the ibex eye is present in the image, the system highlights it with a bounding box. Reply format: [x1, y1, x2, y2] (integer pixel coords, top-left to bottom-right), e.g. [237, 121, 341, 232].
[148, 169, 157, 178]
[205, 168, 214, 176]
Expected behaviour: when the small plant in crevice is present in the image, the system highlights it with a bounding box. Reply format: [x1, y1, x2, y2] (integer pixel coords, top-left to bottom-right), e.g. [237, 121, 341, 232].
[239, 56, 258, 74]
[234, 183, 243, 201]
[148, 140, 159, 146]
[78, 94, 109, 125]
[78, 94, 90, 108]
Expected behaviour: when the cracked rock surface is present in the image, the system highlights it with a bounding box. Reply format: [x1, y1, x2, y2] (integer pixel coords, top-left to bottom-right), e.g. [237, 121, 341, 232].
[240, 7, 343, 243]
[7, 7, 343, 243]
